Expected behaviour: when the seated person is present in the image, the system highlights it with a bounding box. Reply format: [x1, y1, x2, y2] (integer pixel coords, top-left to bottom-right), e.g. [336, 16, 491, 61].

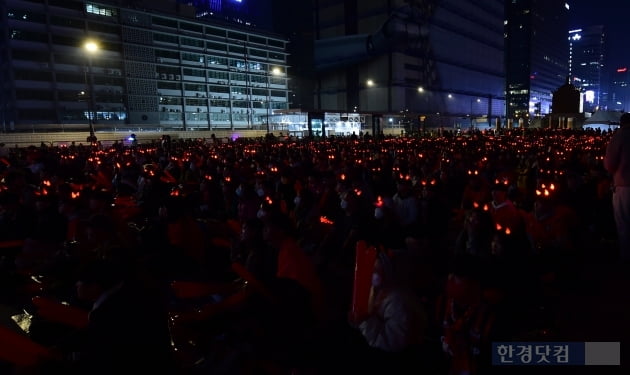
[69, 259, 175, 375]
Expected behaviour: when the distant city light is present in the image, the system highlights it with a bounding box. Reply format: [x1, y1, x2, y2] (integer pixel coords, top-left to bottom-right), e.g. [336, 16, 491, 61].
[585, 90, 595, 103]
[617, 67, 628, 73]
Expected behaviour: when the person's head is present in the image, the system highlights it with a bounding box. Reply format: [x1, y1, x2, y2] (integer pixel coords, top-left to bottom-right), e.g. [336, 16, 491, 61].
[340, 190, 359, 213]
[620, 112, 630, 127]
[465, 207, 494, 233]
[491, 180, 509, 204]
[373, 195, 394, 220]
[396, 178, 412, 196]
[371, 251, 395, 289]
[467, 171, 483, 190]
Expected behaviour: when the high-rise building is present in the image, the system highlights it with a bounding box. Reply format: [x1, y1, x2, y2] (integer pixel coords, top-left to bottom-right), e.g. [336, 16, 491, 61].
[568, 25, 605, 113]
[609, 67, 630, 112]
[505, 0, 570, 122]
[186, 0, 273, 30]
[310, 0, 505, 129]
[0, 0, 288, 132]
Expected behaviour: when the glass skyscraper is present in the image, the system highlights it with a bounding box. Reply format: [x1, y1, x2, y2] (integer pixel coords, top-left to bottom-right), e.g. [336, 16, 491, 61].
[568, 25, 605, 113]
[505, 0, 570, 122]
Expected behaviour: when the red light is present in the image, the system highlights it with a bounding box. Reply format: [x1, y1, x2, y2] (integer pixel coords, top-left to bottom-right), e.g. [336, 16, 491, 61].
[617, 67, 628, 73]
[375, 196, 383, 207]
[320, 216, 334, 225]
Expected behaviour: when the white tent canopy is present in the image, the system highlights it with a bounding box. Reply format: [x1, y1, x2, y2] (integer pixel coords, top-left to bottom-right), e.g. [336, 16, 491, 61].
[583, 110, 622, 131]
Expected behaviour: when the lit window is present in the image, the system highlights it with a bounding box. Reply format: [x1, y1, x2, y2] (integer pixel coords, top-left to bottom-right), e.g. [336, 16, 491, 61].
[86, 3, 117, 17]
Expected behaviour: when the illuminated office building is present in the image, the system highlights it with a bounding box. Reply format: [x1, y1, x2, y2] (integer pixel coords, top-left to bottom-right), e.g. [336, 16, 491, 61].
[609, 67, 630, 112]
[0, 0, 288, 131]
[568, 25, 605, 113]
[505, 0, 570, 121]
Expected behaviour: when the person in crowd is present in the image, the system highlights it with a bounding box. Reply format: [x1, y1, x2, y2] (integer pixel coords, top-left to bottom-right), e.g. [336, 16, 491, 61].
[290, 187, 323, 254]
[460, 171, 491, 213]
[604, 112, 630, 262]
[351, 250, 427, 374]
[524, 192, 578, 256]
[263, 212, 324, 319]
[369, 194, 407, 251]
[437, 255, 496, 375]
[235, 181, 261, 223]
[455, 207, 495, 257]
[392, 178, 419, 237]
[488, 179, 525, 237]
[231, 217, 277, 284]
[69, 259, 175, 375]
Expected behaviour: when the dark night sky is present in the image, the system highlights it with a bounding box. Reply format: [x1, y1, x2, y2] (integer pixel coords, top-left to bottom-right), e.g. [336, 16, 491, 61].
[568, 0, 630, 69]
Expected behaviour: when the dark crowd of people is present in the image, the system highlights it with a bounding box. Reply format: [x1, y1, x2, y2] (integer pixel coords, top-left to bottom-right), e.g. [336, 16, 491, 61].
[0, 125, 625, 375]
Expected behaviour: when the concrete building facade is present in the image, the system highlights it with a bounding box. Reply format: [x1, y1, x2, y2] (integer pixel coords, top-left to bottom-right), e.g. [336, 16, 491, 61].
[0, 0, 289, 132]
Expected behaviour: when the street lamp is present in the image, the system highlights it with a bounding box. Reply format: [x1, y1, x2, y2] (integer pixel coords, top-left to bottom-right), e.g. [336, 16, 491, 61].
[365, 78, 375, 113]
[470, 98, 480, 129]
[83, 40, 98, 143]
[266, 67, 281, 134]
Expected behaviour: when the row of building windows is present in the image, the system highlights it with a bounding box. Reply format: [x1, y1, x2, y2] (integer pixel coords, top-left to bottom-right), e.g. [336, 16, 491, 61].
[8, 17, 284, 62]
[12, 68, 286, 91]
[153, 33, 285, 60]
[150, 15, 284, 48]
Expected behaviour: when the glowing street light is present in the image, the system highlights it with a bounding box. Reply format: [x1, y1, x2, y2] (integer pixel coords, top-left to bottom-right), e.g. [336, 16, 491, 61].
[266, 67, 282, 133]
[84, 41, 98, 53]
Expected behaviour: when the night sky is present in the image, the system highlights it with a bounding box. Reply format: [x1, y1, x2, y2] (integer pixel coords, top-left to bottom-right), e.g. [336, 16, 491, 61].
[569, 0, 630, 69]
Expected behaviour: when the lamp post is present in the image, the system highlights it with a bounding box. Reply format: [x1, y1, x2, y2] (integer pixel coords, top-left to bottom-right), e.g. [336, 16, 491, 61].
[84, 40, 98, 143]
[470, 98, 480, 129]
[266, 67, 281, 134]
[366, 79, 374, 114]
